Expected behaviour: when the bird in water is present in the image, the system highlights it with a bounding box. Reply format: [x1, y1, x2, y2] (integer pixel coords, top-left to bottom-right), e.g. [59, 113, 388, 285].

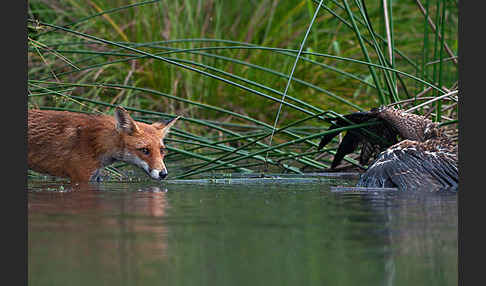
[318, 106, 458, 191]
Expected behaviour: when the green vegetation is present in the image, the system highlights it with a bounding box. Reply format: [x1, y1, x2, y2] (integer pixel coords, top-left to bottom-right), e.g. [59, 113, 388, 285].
[27, 0, 458, 179]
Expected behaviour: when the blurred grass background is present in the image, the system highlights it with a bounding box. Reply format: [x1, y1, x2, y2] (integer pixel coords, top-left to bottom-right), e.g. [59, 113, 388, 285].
[27, 0, 458, 180]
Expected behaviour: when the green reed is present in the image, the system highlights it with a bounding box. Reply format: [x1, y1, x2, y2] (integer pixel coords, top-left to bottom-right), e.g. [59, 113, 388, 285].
[28, 0, 457, 180]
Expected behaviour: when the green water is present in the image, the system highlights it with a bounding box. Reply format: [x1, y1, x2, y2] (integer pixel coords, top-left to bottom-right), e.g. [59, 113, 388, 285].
[28, 179, 457, 286]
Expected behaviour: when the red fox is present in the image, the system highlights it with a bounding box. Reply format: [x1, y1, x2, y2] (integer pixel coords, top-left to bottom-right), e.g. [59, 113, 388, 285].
[28, 106, 180, 183]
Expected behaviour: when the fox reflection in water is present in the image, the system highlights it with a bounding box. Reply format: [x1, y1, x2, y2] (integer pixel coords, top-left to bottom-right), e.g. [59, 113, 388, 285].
[28, 184, 170, 268]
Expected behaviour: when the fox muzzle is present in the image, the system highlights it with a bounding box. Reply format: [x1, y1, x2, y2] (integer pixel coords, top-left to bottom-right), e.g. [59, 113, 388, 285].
[149, 168, 168, 180]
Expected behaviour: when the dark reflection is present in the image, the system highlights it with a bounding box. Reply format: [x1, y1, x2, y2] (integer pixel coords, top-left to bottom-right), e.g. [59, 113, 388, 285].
[332, 190, 458, 286]
[28, 182, 457, 286]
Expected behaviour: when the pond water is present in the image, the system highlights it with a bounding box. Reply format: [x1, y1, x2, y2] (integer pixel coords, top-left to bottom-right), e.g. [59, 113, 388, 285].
[28, 177, 458, 286]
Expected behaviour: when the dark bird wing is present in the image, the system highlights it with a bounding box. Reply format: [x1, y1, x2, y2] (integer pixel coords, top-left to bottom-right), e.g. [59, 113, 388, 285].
[356, 143, 458, 191]
[318, 111, 398, 168]
[317, 122, 344, 151]
[329, 130, 361, 169]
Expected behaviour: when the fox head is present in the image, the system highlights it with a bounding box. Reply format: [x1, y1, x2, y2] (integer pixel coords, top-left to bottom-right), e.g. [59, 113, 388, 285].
[113, 106, 180, 180]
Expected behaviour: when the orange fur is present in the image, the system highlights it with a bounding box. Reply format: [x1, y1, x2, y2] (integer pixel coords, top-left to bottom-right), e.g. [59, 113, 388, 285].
[28, 107, 180, 183]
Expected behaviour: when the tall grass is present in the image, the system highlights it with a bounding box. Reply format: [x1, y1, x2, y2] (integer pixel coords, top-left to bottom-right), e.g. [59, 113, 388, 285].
[27, 0, 458, 180]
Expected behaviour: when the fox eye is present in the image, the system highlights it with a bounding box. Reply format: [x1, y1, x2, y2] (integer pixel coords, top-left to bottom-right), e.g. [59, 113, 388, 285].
[138, 147, 150, 155]
[160, 148, 168, 155]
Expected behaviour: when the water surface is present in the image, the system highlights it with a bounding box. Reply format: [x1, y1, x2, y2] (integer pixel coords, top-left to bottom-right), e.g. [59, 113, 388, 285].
[28, 179, 457, 286]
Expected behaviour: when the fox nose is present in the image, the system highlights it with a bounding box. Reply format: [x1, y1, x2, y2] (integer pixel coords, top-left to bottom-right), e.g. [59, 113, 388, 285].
[149, 169, 168, 180]
[159, 170, 168, 179]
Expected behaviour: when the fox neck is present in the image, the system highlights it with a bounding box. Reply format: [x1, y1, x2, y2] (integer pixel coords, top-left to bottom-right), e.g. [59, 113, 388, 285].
[79, 119, 129, 179]
[93, 133, 139, 164]
[88, 152, 128, 182]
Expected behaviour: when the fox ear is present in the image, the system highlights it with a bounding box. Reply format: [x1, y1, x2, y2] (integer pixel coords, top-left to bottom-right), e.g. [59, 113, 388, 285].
[152, 116, 180, 138]
[115, 106, 140, 135]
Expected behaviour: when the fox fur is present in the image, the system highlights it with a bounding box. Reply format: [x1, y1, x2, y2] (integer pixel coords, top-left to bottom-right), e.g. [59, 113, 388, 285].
[28, 106, 180, 183]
